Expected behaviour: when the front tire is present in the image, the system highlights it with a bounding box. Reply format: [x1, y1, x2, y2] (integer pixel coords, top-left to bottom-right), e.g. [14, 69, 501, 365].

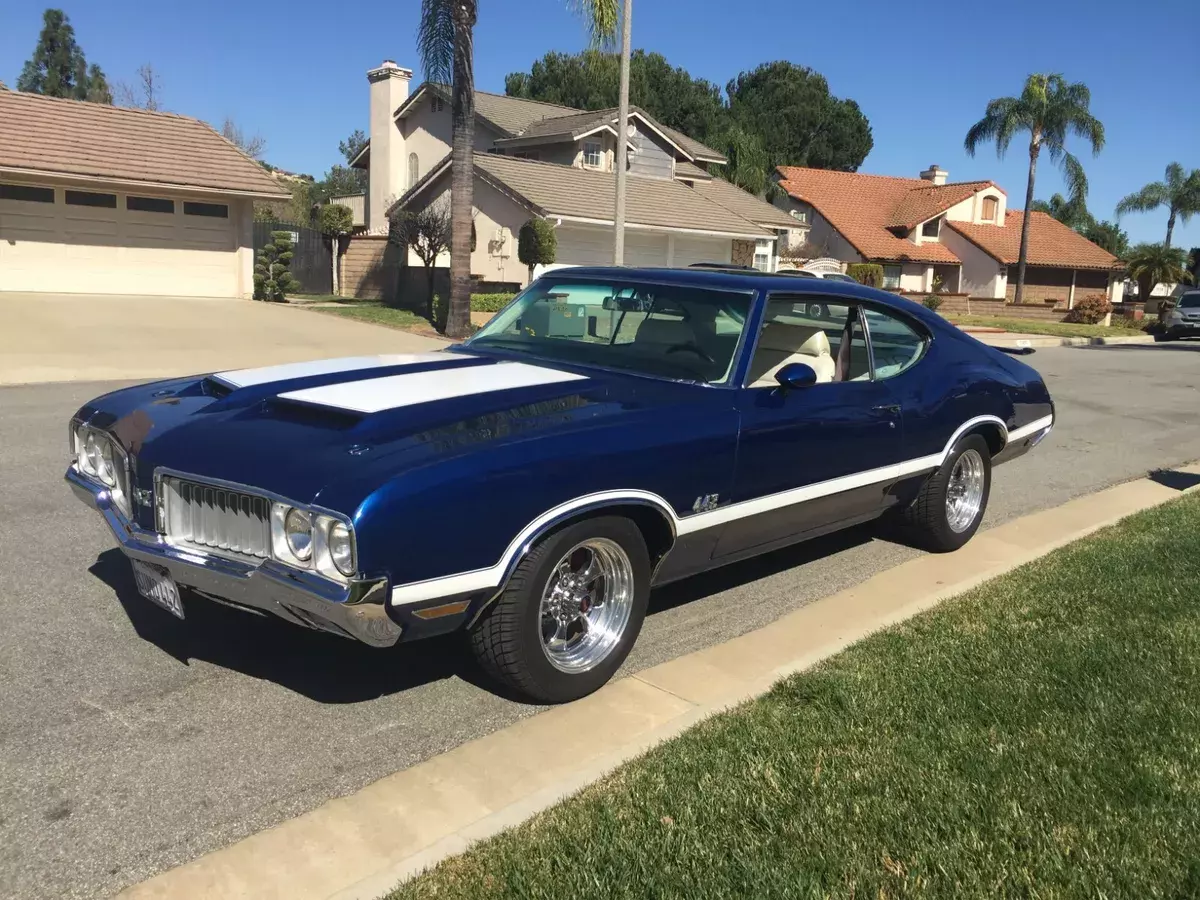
[901, 434, 992, 552]
[469, 516, 650, 703]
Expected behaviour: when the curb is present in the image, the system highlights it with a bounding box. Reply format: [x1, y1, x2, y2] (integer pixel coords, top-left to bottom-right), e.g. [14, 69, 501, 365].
[116, 463, 1200, 900]
[986, 334, 1156, 349]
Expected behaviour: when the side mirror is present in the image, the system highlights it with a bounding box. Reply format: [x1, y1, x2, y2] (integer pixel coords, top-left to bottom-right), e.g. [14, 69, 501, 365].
[775, 362, 818, 390]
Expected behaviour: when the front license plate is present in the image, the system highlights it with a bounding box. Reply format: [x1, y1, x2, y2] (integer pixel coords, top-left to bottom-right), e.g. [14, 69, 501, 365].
[131, 560, 184, 619]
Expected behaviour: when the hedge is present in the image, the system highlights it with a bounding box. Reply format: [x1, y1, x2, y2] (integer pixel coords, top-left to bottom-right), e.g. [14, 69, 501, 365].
[471, 293, 516, 313]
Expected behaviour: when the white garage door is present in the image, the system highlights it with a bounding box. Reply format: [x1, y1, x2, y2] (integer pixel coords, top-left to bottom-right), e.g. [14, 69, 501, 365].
[0, 183, 241, 297]
[553, 224, 733, 271]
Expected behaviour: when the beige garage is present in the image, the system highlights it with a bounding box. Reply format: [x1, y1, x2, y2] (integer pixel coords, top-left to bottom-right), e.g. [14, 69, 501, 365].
[0, 91, 287, 298]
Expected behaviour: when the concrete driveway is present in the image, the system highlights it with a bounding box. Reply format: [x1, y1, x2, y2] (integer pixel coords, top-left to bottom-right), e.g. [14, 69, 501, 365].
[0, 293, 446, 385]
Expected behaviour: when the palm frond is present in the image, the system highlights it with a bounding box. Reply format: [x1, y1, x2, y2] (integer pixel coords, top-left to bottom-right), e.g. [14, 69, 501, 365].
[1068, 110, 1105, 154]
[964, 98, 1023, 157]
[1164, 162, 1186, 192]
[1060, 151, 1088, 204]
[568, 0, 620, 50]
[417, 0, 455, 85]
[1115, 182, 1169, 217]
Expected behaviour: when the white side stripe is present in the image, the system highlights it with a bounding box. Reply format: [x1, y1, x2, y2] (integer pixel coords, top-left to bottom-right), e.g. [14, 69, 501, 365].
[279, 362, 588, 414]
[214, 353, 457, 389]
[389, 412, 1053, 607]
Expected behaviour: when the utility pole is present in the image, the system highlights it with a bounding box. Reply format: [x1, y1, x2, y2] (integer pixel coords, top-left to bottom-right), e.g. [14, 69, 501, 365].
[612, 0, 632, 265]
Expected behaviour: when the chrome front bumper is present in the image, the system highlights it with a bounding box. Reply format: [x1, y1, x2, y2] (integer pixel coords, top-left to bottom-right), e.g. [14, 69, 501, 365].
[66, 466, 403, 647]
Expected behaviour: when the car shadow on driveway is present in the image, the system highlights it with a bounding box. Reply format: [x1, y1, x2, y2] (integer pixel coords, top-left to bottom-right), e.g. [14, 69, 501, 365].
[89, 523, 896, 704]
[88, 549, 475, 703]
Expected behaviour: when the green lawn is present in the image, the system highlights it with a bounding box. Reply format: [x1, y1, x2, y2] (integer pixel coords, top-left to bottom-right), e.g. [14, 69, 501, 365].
[311, 300, 431, 331]
[389, 493, 1200, 900]
[948, 314, 1150, 338]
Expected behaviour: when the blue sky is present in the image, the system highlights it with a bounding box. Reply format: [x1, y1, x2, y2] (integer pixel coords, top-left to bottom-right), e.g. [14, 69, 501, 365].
[3, 0, 1197, 248]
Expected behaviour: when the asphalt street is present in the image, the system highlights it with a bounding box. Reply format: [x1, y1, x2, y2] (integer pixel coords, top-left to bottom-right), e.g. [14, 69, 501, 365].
[2, 342, 1200, 899]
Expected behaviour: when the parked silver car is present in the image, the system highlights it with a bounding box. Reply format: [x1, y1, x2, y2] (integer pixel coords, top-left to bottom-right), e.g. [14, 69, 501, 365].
[1161, 291, 1200, 340]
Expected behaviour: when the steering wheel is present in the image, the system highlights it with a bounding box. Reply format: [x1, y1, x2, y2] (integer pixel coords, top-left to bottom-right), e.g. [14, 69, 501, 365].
[665, 342, 715, 363]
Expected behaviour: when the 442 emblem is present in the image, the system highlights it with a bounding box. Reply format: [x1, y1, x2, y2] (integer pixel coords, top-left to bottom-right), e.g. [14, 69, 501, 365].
[692, 493, 720, 513]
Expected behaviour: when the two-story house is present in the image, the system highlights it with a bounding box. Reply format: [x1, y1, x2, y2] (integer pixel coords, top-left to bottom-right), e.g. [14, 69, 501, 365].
[773, 165, 1124, 306]
[347, 60, 797, 289]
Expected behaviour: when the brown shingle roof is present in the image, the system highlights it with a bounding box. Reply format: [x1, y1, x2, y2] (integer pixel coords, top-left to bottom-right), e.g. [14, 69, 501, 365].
[775, 166, 961, 264]
[674, 160, 713, 180]
[657, 122, 727, 163]
[0, 91, 288, 197]
[398, 153, 770, 238]
[690, 176, 798, 229]
[947, 211, 1121, 270]
[886, 181, 995, 229]
[413, 85, 580, 136]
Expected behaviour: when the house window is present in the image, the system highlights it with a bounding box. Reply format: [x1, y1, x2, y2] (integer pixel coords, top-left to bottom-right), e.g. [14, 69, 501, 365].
[882, 265, 902, 290]
[408, 152, 419, 189]
[582, 140, 602, 169]
[513, 150, 540, 161]
[183, 201, 228, 218]
[981, 196, 998, 222]
[789, 208, 808, 225]
[753, 239, 774, 272]
[431, 96, 444, 113]
[65, 189, 117, 208]
[0, 183, 54, 203]
[921, 218, 940, 238]
[126, 196, 175, 213]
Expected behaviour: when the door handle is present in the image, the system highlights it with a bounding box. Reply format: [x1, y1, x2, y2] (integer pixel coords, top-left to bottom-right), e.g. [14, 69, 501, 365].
[871, 403, 901, 415]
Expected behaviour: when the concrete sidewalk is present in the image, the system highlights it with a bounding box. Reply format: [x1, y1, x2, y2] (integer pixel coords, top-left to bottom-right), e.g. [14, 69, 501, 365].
[962, 328, 1156, 349]
[117, 462, 1200, 900]
[0, 293, 446, 385]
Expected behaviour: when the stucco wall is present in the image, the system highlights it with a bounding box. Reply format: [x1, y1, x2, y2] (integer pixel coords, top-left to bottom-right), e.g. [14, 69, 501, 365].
[401, 175, 534, 287]
[806, 210, 862, 262]
[942, 187, 1007, 225]
[400, 98, 500, 194]
[941, 227, 1005, 298]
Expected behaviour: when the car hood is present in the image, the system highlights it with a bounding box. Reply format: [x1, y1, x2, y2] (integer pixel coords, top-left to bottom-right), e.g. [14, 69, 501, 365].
[78, 350, 709, 515]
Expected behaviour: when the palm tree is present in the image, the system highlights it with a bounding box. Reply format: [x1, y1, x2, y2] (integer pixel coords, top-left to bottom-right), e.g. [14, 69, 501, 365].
[964, 74, 1104, 305]
[1115, 162, 1200, 250]
[1031, 192, 1094, 232]
[417, 0, 477, 338]
[1123, 242, 1191, 309]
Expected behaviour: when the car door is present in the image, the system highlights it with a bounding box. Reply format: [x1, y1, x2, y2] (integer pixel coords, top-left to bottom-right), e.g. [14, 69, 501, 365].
[712, 293, 908, 558]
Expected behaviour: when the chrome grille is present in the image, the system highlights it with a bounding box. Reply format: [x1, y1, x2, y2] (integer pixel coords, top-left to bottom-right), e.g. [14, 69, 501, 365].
[163, 477, 271, 559]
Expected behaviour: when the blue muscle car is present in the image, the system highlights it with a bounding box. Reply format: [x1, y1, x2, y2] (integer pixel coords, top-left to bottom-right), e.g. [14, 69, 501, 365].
[67, 267, 1054, 702]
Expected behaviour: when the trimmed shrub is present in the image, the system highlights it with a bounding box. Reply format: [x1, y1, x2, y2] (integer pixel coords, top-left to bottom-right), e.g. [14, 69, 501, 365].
[846, 263, 884, 288]
[518, 218, 557, 280]
[471, 293, 516, 313]
[253, 231, 300, 302]
[1063, 292, 1113, 324]
[922, 294, 944, 312]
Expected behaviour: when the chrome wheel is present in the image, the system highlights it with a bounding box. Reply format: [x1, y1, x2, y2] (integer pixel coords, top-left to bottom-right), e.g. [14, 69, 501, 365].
[539, 537, 635, 674]
[945, 448, 986, 533]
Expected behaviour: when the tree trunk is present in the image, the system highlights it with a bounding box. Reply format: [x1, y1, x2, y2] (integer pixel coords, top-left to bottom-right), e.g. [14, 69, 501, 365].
[445, 1, 477, 339]
[1165, 208, 1176, 250]
[426, 265, 436, 324]
[1015, 135, 1040, 306]
[612, 0, 633, 265]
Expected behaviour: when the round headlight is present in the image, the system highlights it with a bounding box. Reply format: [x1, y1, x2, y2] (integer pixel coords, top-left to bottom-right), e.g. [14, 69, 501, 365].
[97, 438, 117, 487]
[284, 508, 313, 561]
[327, 522, 355, 576]
[84, 432, 103, 478]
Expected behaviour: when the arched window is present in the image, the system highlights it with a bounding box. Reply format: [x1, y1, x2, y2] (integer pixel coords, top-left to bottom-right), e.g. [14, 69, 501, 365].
[981, 196, 998, 222]
[407, 153, 419, 189]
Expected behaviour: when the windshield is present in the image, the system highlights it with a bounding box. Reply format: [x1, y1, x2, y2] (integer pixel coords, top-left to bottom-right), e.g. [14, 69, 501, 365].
[465, 277, 754, 384]
[1179, 293, 1200, 309]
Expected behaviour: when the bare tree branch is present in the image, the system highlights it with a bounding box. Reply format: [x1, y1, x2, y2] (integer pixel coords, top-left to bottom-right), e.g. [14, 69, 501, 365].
[115, 63, 163, 110]
[221, 116, 267, 160]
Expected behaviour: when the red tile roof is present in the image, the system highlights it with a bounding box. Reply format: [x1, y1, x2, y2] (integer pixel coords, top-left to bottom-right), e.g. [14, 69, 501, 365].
[947, 210, 1121, 271]
[775, 167, 964, 264]
[886, 181, 995, 229]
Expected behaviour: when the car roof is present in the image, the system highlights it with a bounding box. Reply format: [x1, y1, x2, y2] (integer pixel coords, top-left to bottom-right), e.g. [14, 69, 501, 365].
[544, 265, 940, 320]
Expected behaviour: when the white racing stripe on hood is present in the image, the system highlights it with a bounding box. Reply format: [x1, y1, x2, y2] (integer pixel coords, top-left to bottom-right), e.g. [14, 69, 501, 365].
[277, 362, 588, 414]
[213, 353, 459, 389]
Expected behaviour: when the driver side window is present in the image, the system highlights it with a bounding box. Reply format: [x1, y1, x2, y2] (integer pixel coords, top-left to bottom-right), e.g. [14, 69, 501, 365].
[746, 295, 869, 388]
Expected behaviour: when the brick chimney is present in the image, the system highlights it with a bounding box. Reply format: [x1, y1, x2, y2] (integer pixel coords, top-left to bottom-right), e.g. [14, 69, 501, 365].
[919, 164, 948, 186]
[366, 60, 413, 234]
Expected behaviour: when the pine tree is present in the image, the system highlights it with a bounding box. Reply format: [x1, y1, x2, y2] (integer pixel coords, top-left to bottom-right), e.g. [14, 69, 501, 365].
[253, 232, 302, 302]
[17, 9, 112, 104]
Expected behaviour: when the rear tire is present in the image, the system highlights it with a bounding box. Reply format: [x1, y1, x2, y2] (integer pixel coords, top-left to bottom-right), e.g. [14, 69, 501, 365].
[469, 516, 650, 703]
[901, 434, 992, 552]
